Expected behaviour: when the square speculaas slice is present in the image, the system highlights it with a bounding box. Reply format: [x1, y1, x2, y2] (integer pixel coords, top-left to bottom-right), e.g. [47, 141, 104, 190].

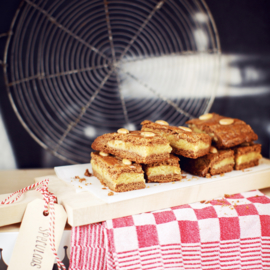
[91, 129, 172, 164]
[180, 148, 235, 177]
[233, 143, 262, 170]
[186, 113, 258, 149]
[141, 120, 211, 159]
[143, 154, 182, 183]
[91, 152, 146, 192]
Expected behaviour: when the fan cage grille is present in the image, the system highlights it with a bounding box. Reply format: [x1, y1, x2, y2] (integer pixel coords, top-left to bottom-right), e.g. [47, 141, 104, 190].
[3, 0, 221, 163]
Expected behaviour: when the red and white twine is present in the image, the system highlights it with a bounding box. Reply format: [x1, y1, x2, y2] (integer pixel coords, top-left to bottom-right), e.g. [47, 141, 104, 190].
[1, 179, 66, 270]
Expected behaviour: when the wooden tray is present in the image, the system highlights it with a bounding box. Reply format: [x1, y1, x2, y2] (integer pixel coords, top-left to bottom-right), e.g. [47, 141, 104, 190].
[0, 191, 42, 227]
[35, 158, 270, 227]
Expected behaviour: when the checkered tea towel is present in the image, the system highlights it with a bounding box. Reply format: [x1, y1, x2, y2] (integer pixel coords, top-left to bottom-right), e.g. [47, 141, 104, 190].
[69, 190, 270, 270]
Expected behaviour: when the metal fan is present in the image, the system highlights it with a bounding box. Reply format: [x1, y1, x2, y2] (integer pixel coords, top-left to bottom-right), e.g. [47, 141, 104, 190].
[3, 0, 221, 163]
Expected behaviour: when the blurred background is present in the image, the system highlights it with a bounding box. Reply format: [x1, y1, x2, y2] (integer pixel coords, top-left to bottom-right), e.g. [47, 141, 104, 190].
[0, 0, 270, 169]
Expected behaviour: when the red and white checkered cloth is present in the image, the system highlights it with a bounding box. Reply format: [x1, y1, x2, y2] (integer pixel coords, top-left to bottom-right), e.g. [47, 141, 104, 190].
[69, 190, 270, 270]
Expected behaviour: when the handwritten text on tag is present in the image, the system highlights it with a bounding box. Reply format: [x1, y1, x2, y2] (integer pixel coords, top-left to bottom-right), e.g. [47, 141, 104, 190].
[8, 199, 67, 270]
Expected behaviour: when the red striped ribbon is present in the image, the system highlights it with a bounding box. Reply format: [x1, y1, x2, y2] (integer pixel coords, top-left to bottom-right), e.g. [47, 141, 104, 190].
[1, 179, 66, 270]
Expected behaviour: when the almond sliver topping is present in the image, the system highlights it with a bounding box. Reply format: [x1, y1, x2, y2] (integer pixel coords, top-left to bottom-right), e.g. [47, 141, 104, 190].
[199, 113, 213, 120]
[141, 132, 155, 137]
[178, 126, 192, 132]
[155, 120, 169, 126]
[99, 151, 109, 157]
[219, 119, 234, 125]
[209, 146, 218, 154]
[117, 128, 129, 134]
[122, 159, 132, 165]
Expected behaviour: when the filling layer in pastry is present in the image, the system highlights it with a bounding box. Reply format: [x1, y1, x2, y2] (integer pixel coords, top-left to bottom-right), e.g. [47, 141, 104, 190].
[147, 165, 181, 177]
[91, 160, 145, 187]
[166, 135, 209, 151]
[236, 152, 262, 165]
[107, 140, 171, 157]
[212, 157, 235, 170]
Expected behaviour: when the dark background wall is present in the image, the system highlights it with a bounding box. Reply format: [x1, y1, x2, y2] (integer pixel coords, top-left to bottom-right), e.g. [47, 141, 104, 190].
[0, 0, 270, 169]
[206, 0, 270, 159]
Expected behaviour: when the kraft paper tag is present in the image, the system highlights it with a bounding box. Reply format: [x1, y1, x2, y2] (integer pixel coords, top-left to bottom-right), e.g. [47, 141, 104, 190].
[8, 199, 67, 270]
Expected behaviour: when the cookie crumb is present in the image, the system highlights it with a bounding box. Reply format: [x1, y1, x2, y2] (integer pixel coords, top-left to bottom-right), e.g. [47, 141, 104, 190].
[102, 187, 107, 190]
[200, 200, 206, 203]
[206, 173, 211, 178]
[224, 194, 230, 198]
[108, 192, 114, 196]
[220, 173, 225, 177]
[84, 169, 92, 177]
[79, 178, 86, 183]
[182, 175, 187, 179]
[75, 176, 80, 179]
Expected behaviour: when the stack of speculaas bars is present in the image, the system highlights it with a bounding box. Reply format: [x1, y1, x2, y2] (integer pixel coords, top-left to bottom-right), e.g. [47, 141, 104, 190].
[90, 113, 261, 192]
[90, 127, 184, 192]
[183, 113, 261, 177]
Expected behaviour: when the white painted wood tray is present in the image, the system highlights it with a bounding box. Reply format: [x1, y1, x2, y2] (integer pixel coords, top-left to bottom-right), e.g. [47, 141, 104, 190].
[35, 158, 270, 227]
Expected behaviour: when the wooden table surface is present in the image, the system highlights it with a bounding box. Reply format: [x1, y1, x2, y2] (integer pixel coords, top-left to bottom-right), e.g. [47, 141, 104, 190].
[0, 167, 270, 227]
[0, 168, 55, 195]
[1, 167, 269, 196]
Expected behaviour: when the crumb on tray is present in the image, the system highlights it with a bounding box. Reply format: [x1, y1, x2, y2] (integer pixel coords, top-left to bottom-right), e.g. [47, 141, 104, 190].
[84, 169, 92, 177]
